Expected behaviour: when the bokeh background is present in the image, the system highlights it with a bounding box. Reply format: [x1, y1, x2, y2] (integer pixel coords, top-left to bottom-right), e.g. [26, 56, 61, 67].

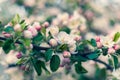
[0, 0, 120, 80]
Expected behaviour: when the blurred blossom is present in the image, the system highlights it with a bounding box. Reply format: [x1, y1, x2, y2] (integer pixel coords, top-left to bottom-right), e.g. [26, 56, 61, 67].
[112, 68, 120, 79]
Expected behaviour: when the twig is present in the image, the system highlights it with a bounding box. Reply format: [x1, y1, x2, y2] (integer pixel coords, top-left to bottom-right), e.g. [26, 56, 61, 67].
[0, 36, 114, 71]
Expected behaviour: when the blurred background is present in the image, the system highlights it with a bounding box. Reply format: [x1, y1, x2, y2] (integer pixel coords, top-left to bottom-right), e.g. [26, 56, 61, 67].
[0, 0, 120, 80]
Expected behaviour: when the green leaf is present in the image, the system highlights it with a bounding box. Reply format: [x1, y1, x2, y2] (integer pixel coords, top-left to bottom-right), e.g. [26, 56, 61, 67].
[87, 50, 101, 59]
[40, 61, 50, 75]
[57, 44, 68, 52]
[41, 27, 46, 36]
[113, 32, 120, 42]
[90, 39, 97, 47]
[2, 39, 14, 54]
[60, 26, 71, 34]
[32, 32, 43, 45]
[102, 47, 108, 56]
[11, 14, 21, 25]
[50, 55, 60, 72]
[0, 41, 4, 47]
[31, 57, 42, 76]
[75, 62, 88, 74]
[45, 49, 53, 62]
[111, 55, 119, 69]
[22, 38, 31, 46]
[70, 55, 88, 62]
[4, 26, 14, 33]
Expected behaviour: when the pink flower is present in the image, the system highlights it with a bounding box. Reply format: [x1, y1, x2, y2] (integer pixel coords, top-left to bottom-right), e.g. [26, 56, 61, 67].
[74, 35, 82, 41]
[63, 51, 71, 58]
[28, 26, 38, 37]
[16, 52, 22, 59]
[2, 31, 11, 38]
[42, 22, 49, 28]
[108, 48, 115, 54]
[97, 42, 102, 48]
[95, 36, 100, 42]
[33, 22, 41, 30]
[113, 44, 120, 50]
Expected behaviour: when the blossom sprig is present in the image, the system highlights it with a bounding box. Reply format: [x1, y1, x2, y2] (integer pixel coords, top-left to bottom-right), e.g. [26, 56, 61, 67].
[0, 14, 120, 76]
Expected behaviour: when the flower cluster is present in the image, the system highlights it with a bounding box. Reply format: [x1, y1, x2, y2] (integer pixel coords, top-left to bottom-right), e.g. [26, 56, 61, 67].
[0, 14, 120, 77]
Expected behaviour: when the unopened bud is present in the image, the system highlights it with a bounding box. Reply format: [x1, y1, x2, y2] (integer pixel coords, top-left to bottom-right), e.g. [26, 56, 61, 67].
[49, 39, 58, 47]
[63, 51, 71, 58]
[108, 48, 115, 54]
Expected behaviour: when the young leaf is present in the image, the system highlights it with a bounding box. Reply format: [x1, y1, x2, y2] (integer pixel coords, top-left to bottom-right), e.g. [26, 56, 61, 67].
[113, 32, 120, 42]
[45, 49, 53, 62]
[111, 55, 119, 69]
[90, 39, 97, 47]
[11, 14, 21, 25]
[75, 62, 88, 74]
[2, 39, 14, 54]
[50, 55, 60, 72]
[41, 27, 46, 36]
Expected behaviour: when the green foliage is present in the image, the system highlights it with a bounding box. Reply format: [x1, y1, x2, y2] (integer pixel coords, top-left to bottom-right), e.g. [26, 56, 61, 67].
[11, 14, 21, 25]
[32, 32, 43, 45]
[60, 26, 71, 34]
[111, 55, 119, 69]
[50, 55, 60, 72]
[4, 26, 14, 33]
[113, 32, 120, 42]
[90, 38, 97, 47]
[2, 39, 14, 54]
[102, 47, 108, 56]
[31, 57, 42, 76]
[70, 55, 88, 62]
[57, 44, 68, 52]
[75, 62, 88, 74]
[45, 49, 53, 62]
[0, 41, 4, 47]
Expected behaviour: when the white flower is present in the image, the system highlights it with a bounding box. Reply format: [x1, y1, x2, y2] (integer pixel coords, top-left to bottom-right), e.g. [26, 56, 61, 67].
[14, 24, 22, 32]
[112, 68, 120, 79]
[55, 32, 76, 47]
[101, 36, 114, 48]
[49, 39, 58, 47]
[46, 25, 59, 37]
[23, 30, 33, 38]
[69, 44, 77, 54]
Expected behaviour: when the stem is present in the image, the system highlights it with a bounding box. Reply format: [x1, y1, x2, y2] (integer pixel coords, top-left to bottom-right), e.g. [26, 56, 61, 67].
[0, 36, 113, 71]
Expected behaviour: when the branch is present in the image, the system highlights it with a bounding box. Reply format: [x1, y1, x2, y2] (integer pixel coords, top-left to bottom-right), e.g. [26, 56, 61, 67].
[0, 37, 113, 71]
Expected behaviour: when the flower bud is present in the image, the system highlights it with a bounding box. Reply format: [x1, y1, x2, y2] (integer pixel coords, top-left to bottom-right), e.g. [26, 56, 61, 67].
[74, 35, 82, 41]
[113, 44, 120, 50]
[33, 22, 41, 30]
[108, 48, 115, 54]
[42, 22, 49, 28]
[16, 52, 22, 59]
[14, 24, 22, 32]
[96, 36, 100, 42]
[49, 39, 58, 47]
[63, 51, 71, 58]
[97, 42, 102, 48]
[20, 65, 26, 70]
[23, 30, 33, 38]
[28, 26, 38, 37]
[2, 31, 11, 38]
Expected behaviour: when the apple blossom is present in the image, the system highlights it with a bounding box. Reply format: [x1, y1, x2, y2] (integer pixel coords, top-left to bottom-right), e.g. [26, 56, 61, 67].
[23, 30, 33, 39]
[113, 44, 120, 50]
[63, 51, 71, 58]
[28, 25, 38, 37]
[47, 25, 59, 36]
[2, 31, 11, 38]
[69, 44, 77, 53]
[96, 42, 103, 48]
[42, 22, 49, 28]
[16, 52, 22, 59]
[49, 39, 58, 47]
[112, 68, 120, 79]
[32, 22, 41, 30]
[14, 24, 22, 32]
[108, 48, 115, 54]
[95, 36, 101, 42]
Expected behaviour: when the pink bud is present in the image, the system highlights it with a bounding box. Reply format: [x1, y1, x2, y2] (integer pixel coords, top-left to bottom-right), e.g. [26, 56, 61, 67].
[42, 22, 49, 28]
[113, 44, 120, 50]
[74, 36, 82, 41]
[16, 52, 22, 59]
[97, 42, 102, 48]
[49, 39, 58, 47]
[33, 22, 41, 30]
[95, 36, 100, 42]
[108, 48, 115, 54]
[28, 26, 38, 37]
[14, 24, 22, 32]
[63, 51, 71, 58]
[2, 31, 11, 38]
